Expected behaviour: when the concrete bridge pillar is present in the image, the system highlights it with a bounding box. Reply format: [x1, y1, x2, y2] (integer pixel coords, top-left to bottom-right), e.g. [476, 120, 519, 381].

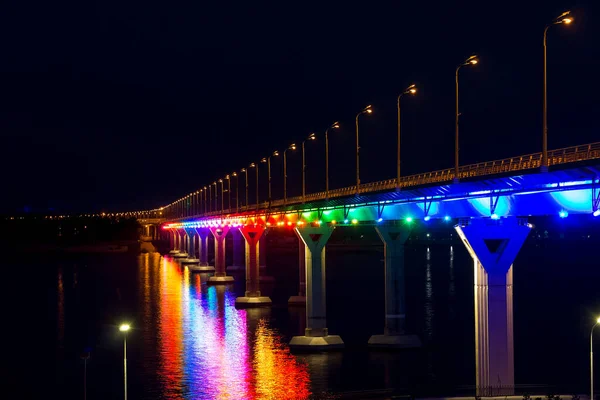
[182, 228, 200, 264]
[228, 228, 245, 271]
[169, 229, 177, 252]
[455, 217, 531, 396]
[234, 225, 272, 307]
[369, 224, 421, 348]
[288, 229, 306, 306]
[207, 226, 234, 284]
[193, 228, 215, 272]
[289, 226, 343, 350]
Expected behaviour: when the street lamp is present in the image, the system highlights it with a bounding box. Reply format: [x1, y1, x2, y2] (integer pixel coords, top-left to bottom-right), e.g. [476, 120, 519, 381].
[261, 150, 279, 203]
[231, 172, 238, 212]
[241, 168, 248, 210]
[208, 185, 213, 213]
[542, 10, 573, 172]
[355, 105, 373, 194]
[325, 121, 340, 199]
[203, 186, 207, 214]
[302, 133, 317, 203]
[119, 323, 130, 400]
[249, 162, 258, 209]
[212, 181, 217, 213]
[283, 143, 297, 204]
[455, 55, 478, 183]
[591, 317, 600, 400]
[218, 179, 224, 214]
[397, 84, 417, 189]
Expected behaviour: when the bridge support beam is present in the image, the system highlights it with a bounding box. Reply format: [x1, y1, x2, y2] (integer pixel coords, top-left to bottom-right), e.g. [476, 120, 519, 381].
[173, 229, 188, 258]
[193, 228, 214, 272]
[168, 229, 179, 254]
[207, 226, 234, 284]
[369, 224, 421, 348]
[289, 226, 343, 351]
[455, 217, 531, 396]
[288, 229, 306, 306]
[228, 228, 245, 271]
[235, 226, 272, 307]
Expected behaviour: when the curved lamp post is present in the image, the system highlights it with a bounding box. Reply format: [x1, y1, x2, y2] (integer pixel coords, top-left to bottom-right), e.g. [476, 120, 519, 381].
[355, 105, 373, 194]
[261, 150, 279, 203]
[325, 121, 340, 199]
[218, 179, 224, 214]
[397, 84, 417, 189]
[212, 182, 217, 213]
[542, 10, 573, 171]
[455, 55, 478, 183]
[203, 186, 207, 214]
[283, 143, 296, 205]
[249, 162, 258, 210]
[240, 168, 248, 210]
[232, 172, 238, 212]
[302, 133, 316, 203]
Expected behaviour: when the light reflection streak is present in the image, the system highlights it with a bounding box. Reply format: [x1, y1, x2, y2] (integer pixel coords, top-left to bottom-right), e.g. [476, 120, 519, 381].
[140, 254, 312, 399]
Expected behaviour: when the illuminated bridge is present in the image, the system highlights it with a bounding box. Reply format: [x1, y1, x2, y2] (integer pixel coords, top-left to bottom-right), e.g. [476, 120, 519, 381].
[144, 141, 600, 395]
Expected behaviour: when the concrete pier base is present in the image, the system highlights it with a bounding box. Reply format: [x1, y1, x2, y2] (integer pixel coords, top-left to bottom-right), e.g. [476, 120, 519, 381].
[207, 275, 234, 284]
[288, 295, 306, 306]
[368, 334, 421, 349]
[189, 265, 215, 272]
[235, 296, 272, 308]
[173, 253, 189, 258]
[289, 334, 344, 351]
[180, 258, 200, 264]
[168, 250, 180, 255]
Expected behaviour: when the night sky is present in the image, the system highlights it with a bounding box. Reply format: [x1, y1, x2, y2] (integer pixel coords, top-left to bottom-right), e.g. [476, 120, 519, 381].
[1, 1, 598, 214]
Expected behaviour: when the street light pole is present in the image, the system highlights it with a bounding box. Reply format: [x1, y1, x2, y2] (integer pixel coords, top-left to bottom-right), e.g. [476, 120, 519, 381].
[119, 324, 131, 400]
[592, 317, 600, 400]
[455, 55, 478, 183]
[208, 186, 212, 213]
[232, 172, 238, 213]
[397, 84, 417, 189]
[325, 122, 340, 199]
[241, 168, 248, 210]
[218, 179, 224, 214]
[542, 11, 573, 172]
[302, 133, 316, 203]
[262, 151, 279, 203]
[355, 105, 372, 195]
[226, 175, 231, 211]
[284, 143, 296, 205]
[249, 162, 258, 210]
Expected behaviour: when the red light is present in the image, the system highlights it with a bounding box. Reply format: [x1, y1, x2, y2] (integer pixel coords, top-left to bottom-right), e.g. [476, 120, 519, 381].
[287, 221, 293, 227]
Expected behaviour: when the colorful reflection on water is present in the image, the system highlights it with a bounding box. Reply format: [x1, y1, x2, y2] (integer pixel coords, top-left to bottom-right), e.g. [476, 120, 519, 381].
[138, 254, 311, 399]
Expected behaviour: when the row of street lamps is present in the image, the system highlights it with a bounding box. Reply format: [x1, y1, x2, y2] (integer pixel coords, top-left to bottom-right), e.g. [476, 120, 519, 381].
[164, 10, 573, 219]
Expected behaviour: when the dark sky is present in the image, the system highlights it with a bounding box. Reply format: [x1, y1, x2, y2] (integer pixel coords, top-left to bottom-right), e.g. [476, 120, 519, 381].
[1, 1, 598, 214]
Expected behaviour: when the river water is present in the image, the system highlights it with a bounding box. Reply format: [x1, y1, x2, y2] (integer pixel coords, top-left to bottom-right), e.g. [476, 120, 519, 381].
[4, 222, 600, 399]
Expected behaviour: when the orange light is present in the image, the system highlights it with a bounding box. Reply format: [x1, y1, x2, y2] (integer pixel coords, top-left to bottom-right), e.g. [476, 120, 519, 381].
[287, 221, 293, 227]
[331, 220, 337, 225]
[470, 59, 478, 65]
[409, 88, 417, 94]
[563, 17, 573, 24]
[366, 109, 372, 113]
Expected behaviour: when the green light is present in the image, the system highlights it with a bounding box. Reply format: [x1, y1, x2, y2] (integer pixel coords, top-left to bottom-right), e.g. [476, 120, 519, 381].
[323, 210, 332, 215]
[406, 217, 413, 223]
[303, 212, 311, 217]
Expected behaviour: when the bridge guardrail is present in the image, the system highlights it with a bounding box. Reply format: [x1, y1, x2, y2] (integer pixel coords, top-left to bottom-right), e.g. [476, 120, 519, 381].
[170, 142, 600, 219]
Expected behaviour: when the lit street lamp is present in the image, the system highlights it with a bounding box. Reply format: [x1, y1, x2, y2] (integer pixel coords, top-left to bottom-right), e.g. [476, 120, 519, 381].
[542, 10, 573, 171]
[397, 84, 417, 189]
[455, 55, 478, 183]
[212, 181, 217, 213]
[208, 185, 213, 213]
[218, 179, 224, 214]
[249, 162, 258, 209]
[203, 187, 207, 214]
[355, 105, 373, 194]
[231, 172, 238, 212]
[119, 323, 131, 400]
[591, 317, 600, 400]
[240, 168, 248, 210]
[302, 133, 316, 203]
[261, 150, 279, 203]
[325, 121, 340, 199]
[225, 175, 231, 211]
[283, 143, 297, 204]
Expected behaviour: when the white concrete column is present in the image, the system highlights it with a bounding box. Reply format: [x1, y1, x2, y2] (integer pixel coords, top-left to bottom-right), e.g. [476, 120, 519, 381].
[193, 228, 214, 272]
[369, 224, 421, 348]
[455, 217, 531, 396]
[289, 226, 343, 350]
[180, 228, 200, 265]
[288, 229, 306, 306]
[207, 226, 234, 284]
[235, 225, 271, 307]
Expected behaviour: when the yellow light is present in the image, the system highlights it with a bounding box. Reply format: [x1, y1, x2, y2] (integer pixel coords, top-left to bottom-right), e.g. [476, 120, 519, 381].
[470, 59, 478, 65]
[597, 317, 600, 324]
[119, 323, 131, 332]
[351, 219, 358, 224]
[366, 109, 372, 113]
[563, 17, 573, 24]
[409, 88, 417, 94]
[331, 220, 336, 224]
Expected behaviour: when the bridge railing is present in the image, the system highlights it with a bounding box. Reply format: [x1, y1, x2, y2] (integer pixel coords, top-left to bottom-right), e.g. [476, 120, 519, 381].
[174, 142, 600, 220]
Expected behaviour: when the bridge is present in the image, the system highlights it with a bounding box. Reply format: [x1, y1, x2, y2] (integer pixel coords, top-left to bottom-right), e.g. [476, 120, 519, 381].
[144, 140, 600, 396]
